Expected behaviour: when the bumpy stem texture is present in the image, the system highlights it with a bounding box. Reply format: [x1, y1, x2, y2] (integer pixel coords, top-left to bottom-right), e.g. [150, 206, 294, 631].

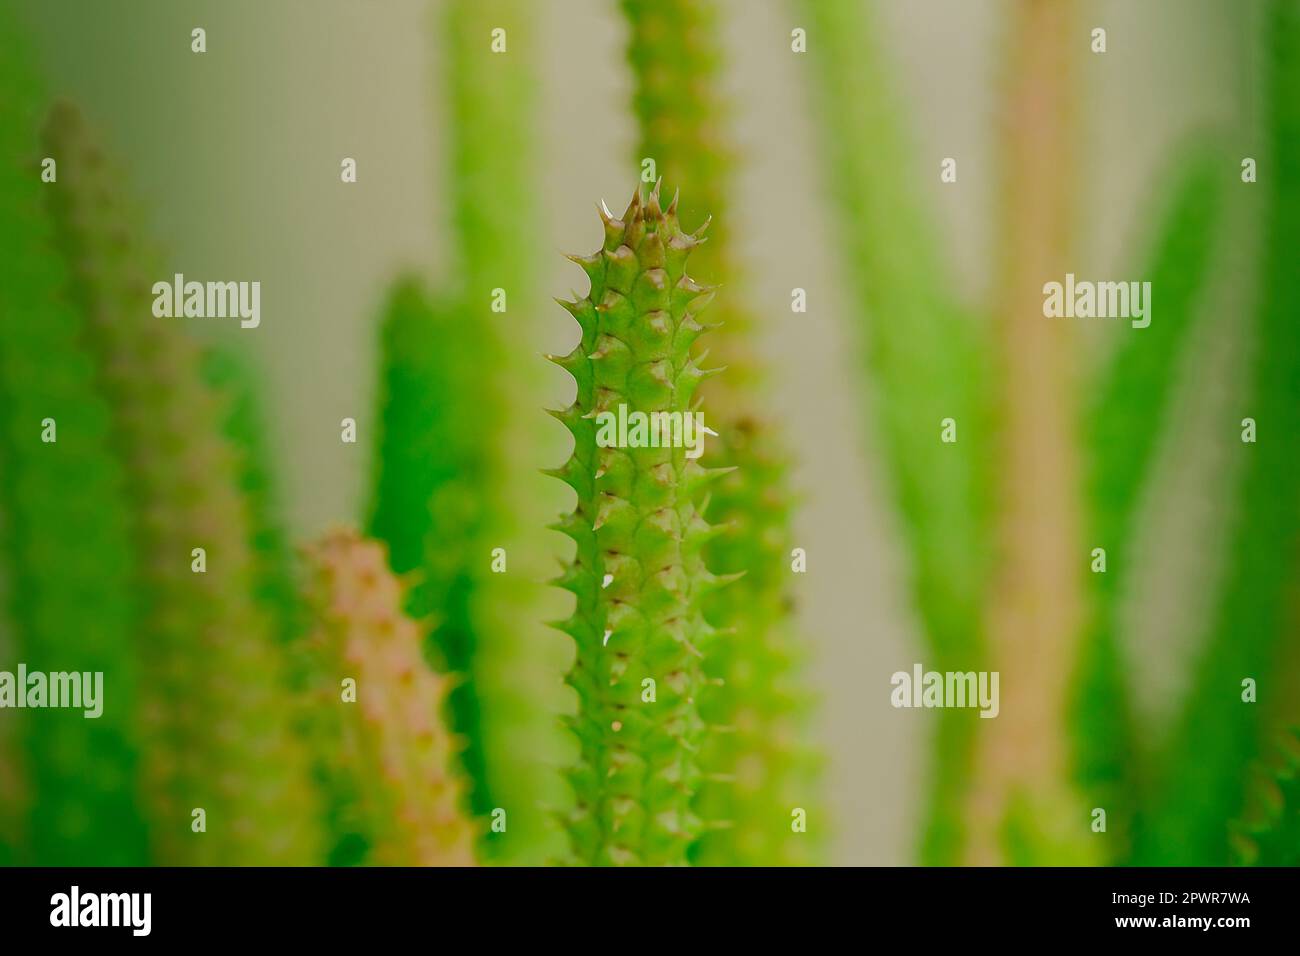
[41, 102, 319, 865]
[306, 529, 475, 866]
[622, 0, 820, 865]
[0, 25, 148, 866]
[550, 185, 724, 865]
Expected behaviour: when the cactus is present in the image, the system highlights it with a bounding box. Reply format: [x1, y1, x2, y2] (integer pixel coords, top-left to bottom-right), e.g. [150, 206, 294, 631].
[549, 185, 725, 865]
[368, 277, 493, 806]
[0, 20, 148, 866]
[798, 0, 993, 864]
[367, 0, 567, 864]
[40, 101, 320, 865]
[620, 0, 820, 866]
[1134, 0, 1300, 864]
[1070, 153, 1223, 861]
[201, 349, 303, 651]
[305, 528, 475, 866]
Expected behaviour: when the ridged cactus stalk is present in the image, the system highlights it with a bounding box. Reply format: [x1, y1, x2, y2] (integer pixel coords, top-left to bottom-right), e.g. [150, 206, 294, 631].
[305, 529, 475, 866]
[621, 0, 820, 865]
[41, 102, 320, 865]
[549, 185, 727, 865]
[0, 29, 148, 866]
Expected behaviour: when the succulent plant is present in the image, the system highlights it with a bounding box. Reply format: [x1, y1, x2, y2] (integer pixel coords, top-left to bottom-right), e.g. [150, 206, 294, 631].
[0, 25, 148, 866]
[40, 101, 320, 865]
[1070, 153, 1223, 861]
[621, 0, 821, 866]
[201, 349, 303, 652]
[549, 184, 727, 865]
[368, 0, 568, 864]
[1135, 0, 1300, 864]
[798, 0, 993, 864]
[305, 528, 475, 866]
[368, 277, 492, 800]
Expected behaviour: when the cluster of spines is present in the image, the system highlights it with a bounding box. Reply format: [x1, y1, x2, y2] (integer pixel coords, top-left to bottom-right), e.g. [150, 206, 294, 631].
[40, 101, 319, 865]
[305, 529, 475, 866]
[548, 184, 727, 865]
[0, 27, 148, 866]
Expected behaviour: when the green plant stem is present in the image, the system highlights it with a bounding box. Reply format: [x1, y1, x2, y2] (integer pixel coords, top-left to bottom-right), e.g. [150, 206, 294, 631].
[621, 0, 820, 865]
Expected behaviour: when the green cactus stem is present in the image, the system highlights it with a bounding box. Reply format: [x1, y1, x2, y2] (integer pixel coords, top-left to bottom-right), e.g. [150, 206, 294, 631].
[201, 349, 303, 652]
[0, 22, 148, 866]
[305, 528, 476, 866]
[368, 0, 567, 864]
[368, 276, 492, 805]
[41, 101, 319, 865]
[1069, 153, 1223, 862]
[1135, 0, 1300, 864]
[798, 0, 993, 864]
[549, 184, 727, 865]
[621, 0, 820, 866]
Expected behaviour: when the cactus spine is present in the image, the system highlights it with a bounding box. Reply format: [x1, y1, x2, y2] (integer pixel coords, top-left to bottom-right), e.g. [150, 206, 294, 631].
[550, 185, 724, 865]
[306, 529, 475, 866]
[621, 0, 819, 865]
[0, 26, 148, 865]
[41, 102, 319, 865]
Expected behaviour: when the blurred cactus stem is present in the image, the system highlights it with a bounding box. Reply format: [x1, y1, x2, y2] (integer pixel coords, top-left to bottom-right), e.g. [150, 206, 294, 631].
[0, 17, 148, 866]
[368, 0, 568, 863]
[305, 529, 476, 866]
[1137, 0, 1300, 865]
[621, 0, 822, 865]
[797, 0, 994, 864]
[41, 102, 320, 865]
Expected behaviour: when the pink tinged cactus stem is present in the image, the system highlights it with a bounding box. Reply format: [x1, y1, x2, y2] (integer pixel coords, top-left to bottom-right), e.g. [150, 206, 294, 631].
[307, 529, 475, 867]
[963, 0, 1091, 865]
